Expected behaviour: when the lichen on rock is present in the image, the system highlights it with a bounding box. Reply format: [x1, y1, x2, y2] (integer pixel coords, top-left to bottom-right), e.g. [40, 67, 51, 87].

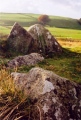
[11, 67, 81, 120]
[6, 23, 62, 57]
[28, 24, 62, 57]
[7, 22, 34, 55]
[7, 53, 44, 68]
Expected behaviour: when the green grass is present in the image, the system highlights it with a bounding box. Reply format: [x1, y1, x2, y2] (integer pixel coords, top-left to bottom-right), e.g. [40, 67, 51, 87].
[1, 26, 81, 40]
[0, 26, 11, 35]
[47, 27, 81, 40]
[0, 13, 39, 27]
[25, 27, 81, 40]
[0, 13, 81, 40]
[49, 16, 81, 29]
[0, 13, 81, 120]
[0, 13, 81, 29]
[0, 13, 81, 83]
[1, 46, 80, 83]
[16, 47, 81, 83]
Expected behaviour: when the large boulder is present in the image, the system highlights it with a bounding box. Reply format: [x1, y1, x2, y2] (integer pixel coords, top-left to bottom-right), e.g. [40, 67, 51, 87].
[7, 53, 44, 68]
[6, 23, 62, 57]
[7, 22, 34, 55]
[28, 24, 62, 57]
[11, 67, 81, 120]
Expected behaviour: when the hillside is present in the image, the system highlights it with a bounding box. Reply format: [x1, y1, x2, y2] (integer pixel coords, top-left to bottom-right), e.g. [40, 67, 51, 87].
[0, 13, 81, 29]
[0, 13, 81, 120]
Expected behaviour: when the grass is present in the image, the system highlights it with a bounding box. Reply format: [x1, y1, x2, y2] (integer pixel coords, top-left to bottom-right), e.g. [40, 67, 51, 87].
[0, 40, 80, 83]
[1, 26, 81, 40]
[47, 27, 81, 40]
[0, 13, 81, 119]
[16, 47, 81, 84]
[0, 68, 40, 120]
[0, 13, 81, 29]
[0, 13, 81, 40]
[0, 45, 81, 119]
[0, 26, 11, 35]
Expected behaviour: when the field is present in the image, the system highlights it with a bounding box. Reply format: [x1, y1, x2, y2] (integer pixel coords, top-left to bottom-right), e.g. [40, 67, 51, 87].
[0, 13, 81, 39]
[0, 13, 81, 119]
[0, 13, 81, 83]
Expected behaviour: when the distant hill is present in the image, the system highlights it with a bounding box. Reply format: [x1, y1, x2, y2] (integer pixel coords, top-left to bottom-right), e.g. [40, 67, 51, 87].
[0, 13, 81, 29]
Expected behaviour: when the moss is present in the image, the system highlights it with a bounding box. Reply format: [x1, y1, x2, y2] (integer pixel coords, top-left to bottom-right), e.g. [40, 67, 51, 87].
[38, 35, 46, 54]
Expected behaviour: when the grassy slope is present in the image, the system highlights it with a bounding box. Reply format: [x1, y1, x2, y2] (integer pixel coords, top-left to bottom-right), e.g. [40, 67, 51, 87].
[0, 13, 81, 39]
[0, 13, 81, 29]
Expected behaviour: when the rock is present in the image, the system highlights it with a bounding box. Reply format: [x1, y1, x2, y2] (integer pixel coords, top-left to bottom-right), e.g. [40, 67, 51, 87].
[7, 22, 34, 55]
[0, 41, 7, 56]
[28, 24, 62, 57]
[11, 67, 81, 120]
[6, 23, 62, 57]
[7, 53, 44, 68]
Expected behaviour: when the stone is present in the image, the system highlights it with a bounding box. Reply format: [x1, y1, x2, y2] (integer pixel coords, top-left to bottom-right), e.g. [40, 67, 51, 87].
[7, 53, 44, 68]
[6, 23, 62, 57]
[28, 24, 62, 57]
[11, 67, 81, 120]
[0, 41, 7, 56]
[7, 22, 34, 55]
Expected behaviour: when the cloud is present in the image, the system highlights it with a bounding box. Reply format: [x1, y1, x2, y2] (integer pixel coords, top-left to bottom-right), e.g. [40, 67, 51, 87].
[0, 0, 81, 18]
[50, 0, 81, 10]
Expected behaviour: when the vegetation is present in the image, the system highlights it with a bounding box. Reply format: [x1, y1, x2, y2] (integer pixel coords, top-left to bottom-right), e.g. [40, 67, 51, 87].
[38, 14, 50, 25]
[0, 13, 81, 29]
[78, 18, 81, 25]
[0, 13, 81, 82]
[0, 69, 40, 120]
[0, 13, 81, 40]
[0, 13, 81, 119]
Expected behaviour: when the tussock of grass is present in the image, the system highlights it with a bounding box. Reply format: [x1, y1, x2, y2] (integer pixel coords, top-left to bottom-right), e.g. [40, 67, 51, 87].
[0, 69, 41, 120]
[0, 69, 15, 94]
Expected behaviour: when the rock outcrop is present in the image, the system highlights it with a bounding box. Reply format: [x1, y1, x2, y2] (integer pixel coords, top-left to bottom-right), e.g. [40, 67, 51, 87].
[7, 53, 44, 68]
[28, 24, 62, 57]
[7, 22, 34, 55]
[11, 67, 81, 120]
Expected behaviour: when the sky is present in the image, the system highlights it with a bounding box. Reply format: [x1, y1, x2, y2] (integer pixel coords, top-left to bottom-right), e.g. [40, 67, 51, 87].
[0, 0, 81, 19]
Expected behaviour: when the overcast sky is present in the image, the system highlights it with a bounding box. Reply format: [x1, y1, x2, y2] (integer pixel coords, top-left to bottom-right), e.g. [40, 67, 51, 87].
[0, 0, 81, 19]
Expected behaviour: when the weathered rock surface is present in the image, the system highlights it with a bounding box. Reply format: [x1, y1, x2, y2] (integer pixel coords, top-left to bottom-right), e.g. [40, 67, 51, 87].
[28, 24, 62, 56]
[6, 23, 62, 57]
[7, 22, 34, 54]
[0, 41, 7, 56]
[7, 53, 44, 68]
[11, 67, 81, 120]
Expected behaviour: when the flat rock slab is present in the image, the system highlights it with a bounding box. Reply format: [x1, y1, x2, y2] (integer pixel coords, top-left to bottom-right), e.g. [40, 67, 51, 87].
[7, 53, 44, 68]
[11, 67, 81, 120]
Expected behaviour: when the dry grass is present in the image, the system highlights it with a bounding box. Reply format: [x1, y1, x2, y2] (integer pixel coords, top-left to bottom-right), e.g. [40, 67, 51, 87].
[0, 69, 41, 120]
[58, 39, 81, 50]
[0, 68, 15, 94]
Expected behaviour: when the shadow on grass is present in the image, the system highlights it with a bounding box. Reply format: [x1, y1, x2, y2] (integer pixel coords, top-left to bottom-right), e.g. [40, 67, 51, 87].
[38, 48, 81, 83]
[62, 48, 81, 58]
